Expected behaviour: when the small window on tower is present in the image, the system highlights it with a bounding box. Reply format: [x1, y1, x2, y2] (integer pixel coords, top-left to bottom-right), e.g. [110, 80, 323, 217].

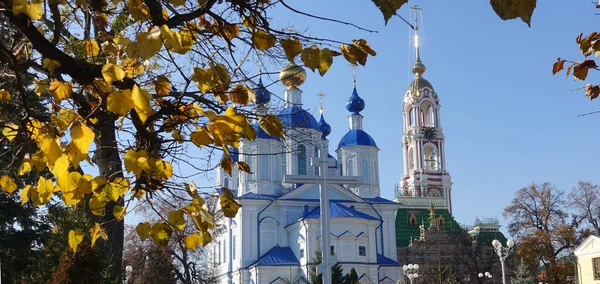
[300, 248, 305, 259]
[298, 144, 307, 175]
[358, 246, 366, 256]
[330, 245, 335, 256]
[409, 108, 415, 126]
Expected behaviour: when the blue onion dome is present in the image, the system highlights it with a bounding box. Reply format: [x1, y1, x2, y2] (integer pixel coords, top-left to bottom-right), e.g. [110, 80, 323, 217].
[277, 106, 320, 131]
[345, 87, 365, 114]
[254, 77, 271, 105]
[338, 130, 378, 149]
[318, 113, 331, 140]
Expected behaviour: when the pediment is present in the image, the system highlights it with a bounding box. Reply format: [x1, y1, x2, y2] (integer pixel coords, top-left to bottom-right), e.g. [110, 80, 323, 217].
[279, 183, 363, 202]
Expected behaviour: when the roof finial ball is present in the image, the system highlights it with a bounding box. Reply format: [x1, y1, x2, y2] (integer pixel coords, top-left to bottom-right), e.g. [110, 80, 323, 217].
[279, 61, 306, 88]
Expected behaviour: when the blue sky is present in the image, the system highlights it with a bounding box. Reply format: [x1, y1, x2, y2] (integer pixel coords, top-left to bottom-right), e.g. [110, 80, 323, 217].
[253, 1, 600, 234]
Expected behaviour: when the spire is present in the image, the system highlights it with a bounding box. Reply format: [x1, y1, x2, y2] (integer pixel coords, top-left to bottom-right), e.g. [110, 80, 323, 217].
[411, 5, 426, 78]
[428, 200, 437, 230]
[317, 91, 331, 140]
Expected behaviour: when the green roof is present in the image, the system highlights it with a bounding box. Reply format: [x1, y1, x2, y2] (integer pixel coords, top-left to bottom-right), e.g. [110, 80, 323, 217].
[395, 207, 509, 248]
[407, 77, 435, 96]
[395, 208, 460, 248]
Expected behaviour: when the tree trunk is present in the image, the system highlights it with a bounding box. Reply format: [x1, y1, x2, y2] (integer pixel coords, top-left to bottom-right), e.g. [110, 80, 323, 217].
[93, 115, 124, 283]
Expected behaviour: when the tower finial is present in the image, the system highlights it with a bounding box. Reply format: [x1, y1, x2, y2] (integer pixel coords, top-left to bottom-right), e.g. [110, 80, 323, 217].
[351, 64, 357, 88]
[410, 5, 426, 77]
[317, 91, 325, 115]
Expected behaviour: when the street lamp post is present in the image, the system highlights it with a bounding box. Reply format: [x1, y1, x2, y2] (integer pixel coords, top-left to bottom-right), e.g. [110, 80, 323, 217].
[402, 264, 420, 284]
[478, 272, 492, 282]
[123, 265, 133, 284]
[492, 239, 514, 284]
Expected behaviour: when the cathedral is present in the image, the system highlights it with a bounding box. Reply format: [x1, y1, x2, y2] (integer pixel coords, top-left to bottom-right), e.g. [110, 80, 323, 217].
[208, 22, 506, 284]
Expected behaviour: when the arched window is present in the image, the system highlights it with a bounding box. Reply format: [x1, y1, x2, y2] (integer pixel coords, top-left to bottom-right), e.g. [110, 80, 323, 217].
[246, 155, 254, 181]
[297, 144, 307, 175]
[260, 155, 269, 180]
[346, 159, 354, 176]
[281, 145, 287, 176]
[408, 108, 415, 126]
[423, 145, 438, 171]
[361, 159, 369, 184]
[274, 157, 281, 182]
[427, 105, 435, 127]
[223, 178, 229, 188]
[260, 218, 278, 255]
[408, 148, 414, 171]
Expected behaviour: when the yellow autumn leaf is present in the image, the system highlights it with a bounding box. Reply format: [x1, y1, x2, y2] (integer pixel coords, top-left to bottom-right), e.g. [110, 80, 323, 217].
[57, 171, 80, 192]
[52, 108, 80, 133]
[152, 159, 173, 180]
[237, 161, 252, 173]
[122, 58, 145, 77]
[136, 222, 151, 241]
[229, 85, 249, 106]
[190, 127, 213, 147]
[89, 223, 105, 247]
[154, 75, 171, 96]
[78, 174, 93, 194]
[160, 25, 191, 54]
[40, 136, 62, 164]
[170, 0, 184, 7]
[34, 79, 49, 96]
[20, 185, 33, 205]
[68, 229, 84, 253]
[258, 115, 284, 138]
[36, 177, 54, 205]
[102, 63, 125, 84]
[110, 177, 129, 196]
[151, 222, 173, 246]
[192, 67, 214, 94]
[49, 154, 69, 178]
[70, 122, 95, 155]
[167, 210, 186, 231]
[13, 0, 43, 20]
[89, 196, 105, 216]
[107, 89, 134, 116]
[0, 176, 17, 194]
[301, 45, 320, 72]
[131, 85, 154, 123]
[136, 26, 162, 61]
[84, 39, 100, 56]
[219, 187, 241, 218]
[318, 48, 333, 76]
[184, 232, 212, 250]
[128, 0, 150, 22]
[210, 63, 231, 92]
[252, 29, 275, 51]
[2, 124, 18, 142]
[113, 205, 125, 220]
[0, 89, 11, 101]
[49, 80, 72, 102]
[280, 37, 302, 62]
[42, 58, 61, 74]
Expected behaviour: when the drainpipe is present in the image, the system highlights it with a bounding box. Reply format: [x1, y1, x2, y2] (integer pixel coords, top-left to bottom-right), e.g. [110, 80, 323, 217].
[228, 218, 233, 284]
[301, 218, 309, 281]
[257, 199, 275, 259]
[567, 252, 578, 284]
[369, 203, 384, 255]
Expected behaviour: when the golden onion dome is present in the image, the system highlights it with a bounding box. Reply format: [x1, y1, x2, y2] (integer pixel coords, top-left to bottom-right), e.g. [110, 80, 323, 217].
[412, 59, 426, 77]
[279, 61, 306, 87]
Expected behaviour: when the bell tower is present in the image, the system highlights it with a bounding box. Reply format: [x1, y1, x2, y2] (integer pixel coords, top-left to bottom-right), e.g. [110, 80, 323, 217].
[394, 5, 453, 212]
